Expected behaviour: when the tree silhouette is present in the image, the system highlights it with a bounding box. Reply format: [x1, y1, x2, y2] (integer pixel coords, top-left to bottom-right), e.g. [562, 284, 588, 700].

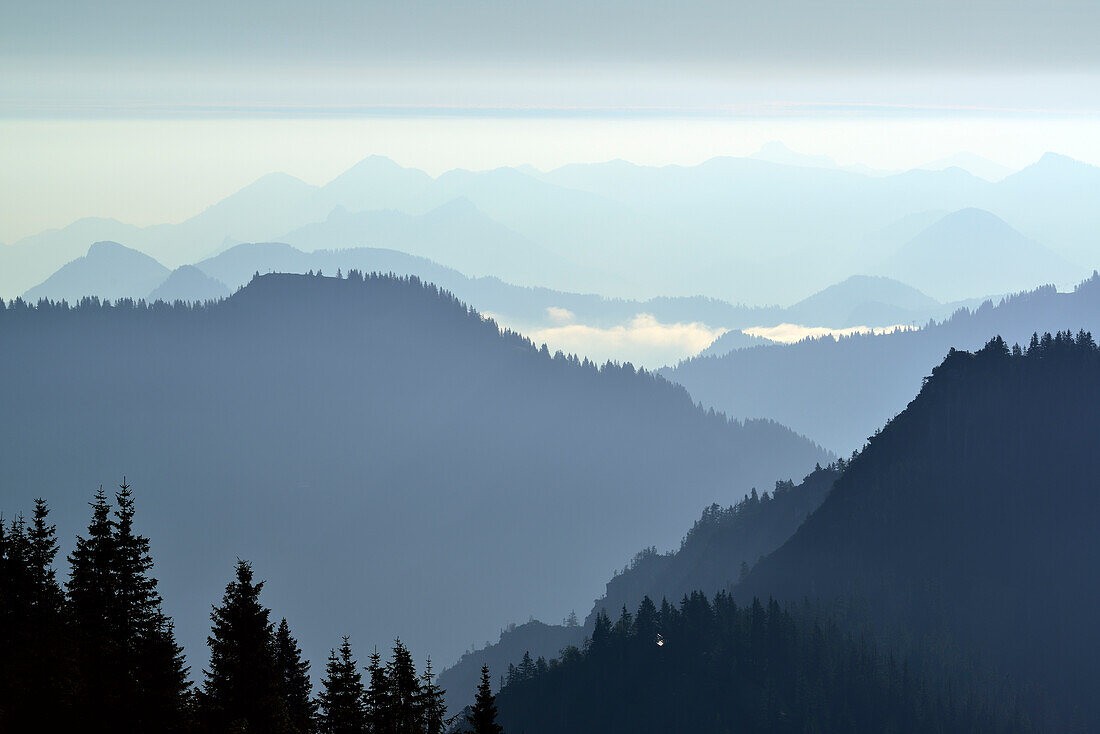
[386, 638, 422, 733]
[316, 637, 366, 734]
[202, 560, 289, 732]
[276, 618, 316, 733]
[465, 665, 503, 734]
[419, 657, 449, 734]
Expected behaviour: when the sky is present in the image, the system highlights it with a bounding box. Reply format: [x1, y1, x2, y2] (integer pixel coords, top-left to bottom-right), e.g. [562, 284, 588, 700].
[2, 0, 1100, 243]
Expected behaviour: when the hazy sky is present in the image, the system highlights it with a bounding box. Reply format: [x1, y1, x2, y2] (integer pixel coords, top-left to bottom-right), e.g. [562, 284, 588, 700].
[2, 0, 1099, 243]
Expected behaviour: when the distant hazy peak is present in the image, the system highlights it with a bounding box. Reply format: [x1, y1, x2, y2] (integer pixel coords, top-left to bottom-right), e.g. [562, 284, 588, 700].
[82, 240, 166, 264]
[148, 264, 230, 303]
[925, 207, 1022, 234]
[88, 240, 132, 255]
[749, 141, 838, 169]
[1009, 151, 1098, 180]
[241, 171, 314, 192]
[918, 152, 1014, 182]
[424, 196, 480, 217]
[326, 154, 432, 183]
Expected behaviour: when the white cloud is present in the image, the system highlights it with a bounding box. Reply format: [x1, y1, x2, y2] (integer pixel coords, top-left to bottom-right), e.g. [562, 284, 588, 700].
[527, 313, 726, 369]
[743, 323, 915, 343]
[545, 306, 576, 325]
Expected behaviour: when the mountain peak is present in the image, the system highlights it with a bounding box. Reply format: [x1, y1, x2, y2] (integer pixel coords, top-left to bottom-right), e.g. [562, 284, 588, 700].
[750, 141, 837, 169]
[87, 240, 133, 256]
[148, 265, 230, 303]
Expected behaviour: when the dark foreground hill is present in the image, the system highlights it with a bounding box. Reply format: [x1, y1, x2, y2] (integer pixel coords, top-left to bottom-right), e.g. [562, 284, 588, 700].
[438, 466, 839, 710]
[738, 334, 1100, 732]
[495, 591, 1028, 734]
[0, 272, 827, 675]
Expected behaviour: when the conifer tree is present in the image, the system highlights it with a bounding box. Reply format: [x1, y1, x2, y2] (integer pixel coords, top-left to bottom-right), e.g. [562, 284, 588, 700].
[203, 560, 289, 732]
[634, 596, 659, 642]
[517, 651, 536, 681]
[419, 657, 449, 734]
[386, 638, 423, 733]
[317, 637, 366, 734]
[276, 618, 316, 733]
[589, 610, 612, 652]
[112, 479, 189, 729]
[0, 501, 72, 730]
[465, 665, 504, 734]
[366, 647, 393, 734]
[67, 487, 121, 729]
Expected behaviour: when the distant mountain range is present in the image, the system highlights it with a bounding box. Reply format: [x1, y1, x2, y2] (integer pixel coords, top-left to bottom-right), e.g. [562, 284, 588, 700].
[0, 272, 829, 680]
[16, 239, 1009, 368]
[664, 272, 1100, 452]
[3, 151, 1097, 304]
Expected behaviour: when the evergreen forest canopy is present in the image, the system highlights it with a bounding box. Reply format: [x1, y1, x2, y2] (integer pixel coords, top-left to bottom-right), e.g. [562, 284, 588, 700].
[494, 592, 1029, 734]
[0, 271, 828, 681]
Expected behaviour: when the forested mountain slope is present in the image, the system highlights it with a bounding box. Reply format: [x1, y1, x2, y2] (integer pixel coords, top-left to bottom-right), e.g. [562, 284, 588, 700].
[665, 273, 1100, 452]
[587, 466, 839, 626]
[494, 591, 1027, 734]
[739, 334, 1100, 732]
[437, 465, 839, 711]
[0, 273, 827, 676]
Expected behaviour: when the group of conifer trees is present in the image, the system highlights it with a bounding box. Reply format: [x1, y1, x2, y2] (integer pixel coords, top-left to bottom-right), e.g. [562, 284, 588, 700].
[496, 592, 1031, 734]
[0, 483, 504, 733]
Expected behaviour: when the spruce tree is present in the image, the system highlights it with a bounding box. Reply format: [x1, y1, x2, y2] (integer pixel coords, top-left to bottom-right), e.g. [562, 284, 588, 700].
[113, 479, 189, 729]
[465, 665, 504, 734]
[317, 637, 366, 734]
[203, 560, 289, 732]
[387, 638, 423, 732]
[276, 618, 316, 733]
[0, 502, 72, 730]
[67, 487, 121, 730]
[419, 657, 449, 734]
[366, 647, 394, 734]
[517, 651, 535, 681]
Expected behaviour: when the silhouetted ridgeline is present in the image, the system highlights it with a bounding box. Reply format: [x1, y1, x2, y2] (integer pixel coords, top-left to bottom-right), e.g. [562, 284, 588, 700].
[494, 592, 1028, 734]
[738, 333, 1100, 732]
[0, 271, 828, 678]
[439, 465, 839, 711]
[588, 464, 839, 627]
[665, 273, 1100, 452]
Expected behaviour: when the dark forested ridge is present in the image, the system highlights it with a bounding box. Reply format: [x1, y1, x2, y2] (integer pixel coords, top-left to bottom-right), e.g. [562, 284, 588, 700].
[494, 592, 1028, 734]
[737, 333, 1100, 732]
[664, 273, 1100, 452]
[0, 272, 828, 676]
[437, 466, 839, 710]
[588, 466, 839, 628]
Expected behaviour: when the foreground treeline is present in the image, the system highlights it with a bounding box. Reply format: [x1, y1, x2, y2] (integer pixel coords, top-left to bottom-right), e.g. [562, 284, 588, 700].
[497, 592, 1031, 734]
[0, 484, 502, 733]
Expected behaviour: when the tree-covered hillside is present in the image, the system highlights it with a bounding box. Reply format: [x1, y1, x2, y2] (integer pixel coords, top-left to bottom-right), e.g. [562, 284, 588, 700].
[739, 333, 1100, 732]
[437, 466, 839, 711]
[495, 591, 1028, 734]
